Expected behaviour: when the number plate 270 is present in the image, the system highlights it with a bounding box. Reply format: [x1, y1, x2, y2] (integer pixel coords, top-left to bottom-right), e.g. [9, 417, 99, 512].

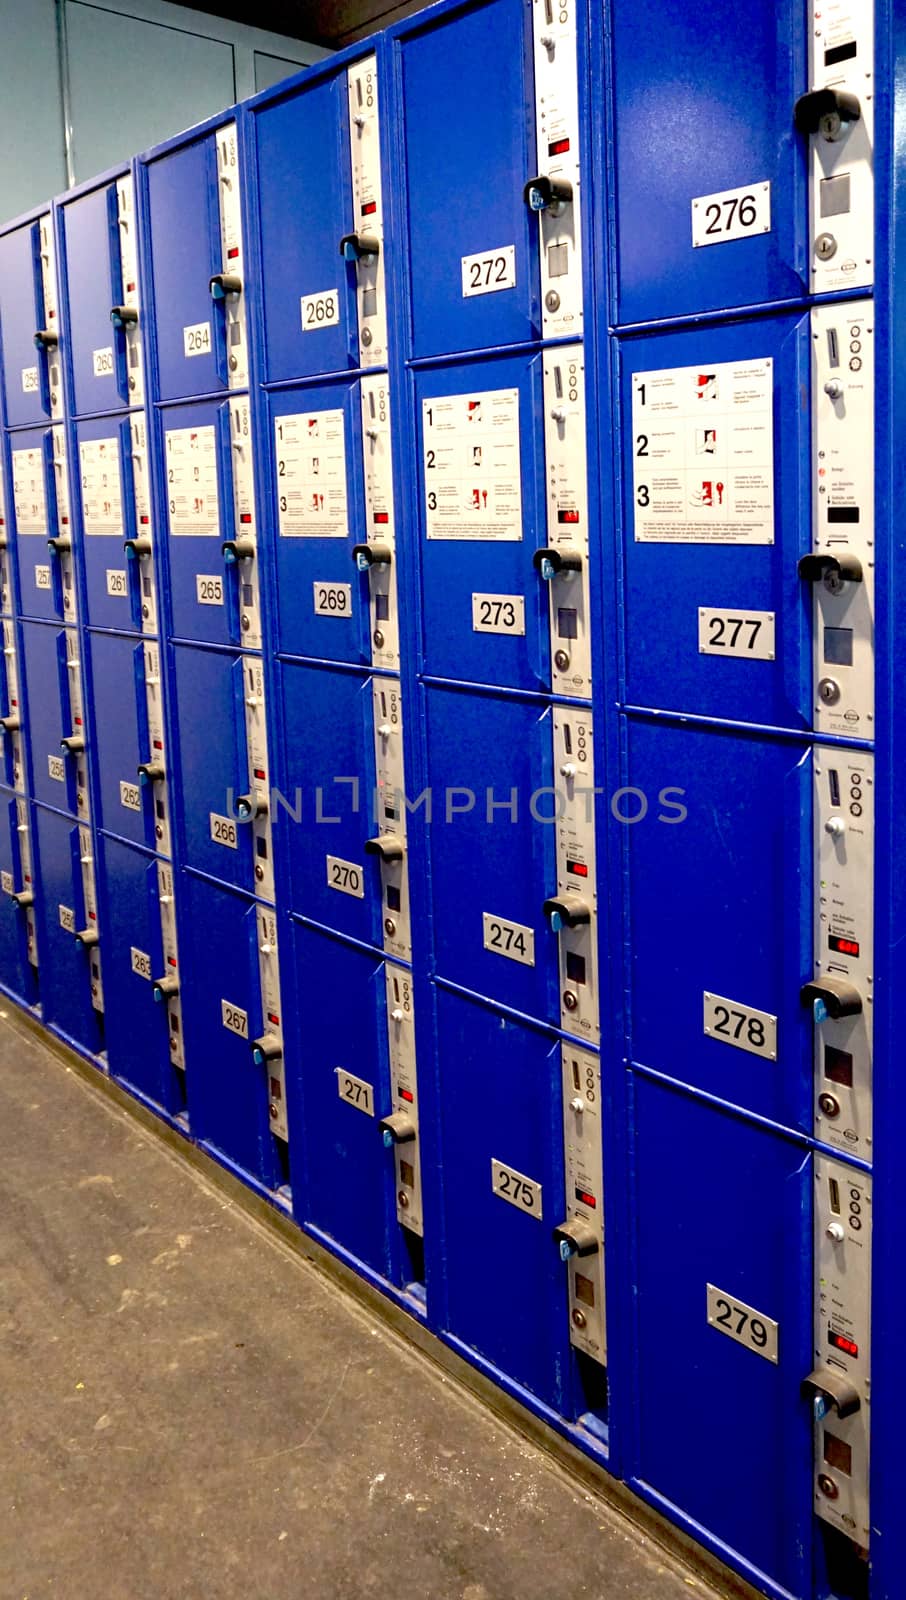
[707, 1283, 778, 1363]
[703, 991, 777, 1060]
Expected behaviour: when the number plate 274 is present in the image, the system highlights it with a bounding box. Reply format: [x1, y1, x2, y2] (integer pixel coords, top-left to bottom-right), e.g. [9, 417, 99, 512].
[707, 1283, 778, 1363]
[703, 991, 777, 1060]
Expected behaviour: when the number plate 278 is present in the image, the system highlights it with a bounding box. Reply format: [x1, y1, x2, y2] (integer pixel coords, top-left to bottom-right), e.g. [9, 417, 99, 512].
[703, 991, 777, 1060]
[707, 1283, 778, 1363]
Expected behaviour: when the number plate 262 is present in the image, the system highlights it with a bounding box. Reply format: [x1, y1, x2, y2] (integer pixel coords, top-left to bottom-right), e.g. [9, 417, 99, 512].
[703, 991, 777, 1060]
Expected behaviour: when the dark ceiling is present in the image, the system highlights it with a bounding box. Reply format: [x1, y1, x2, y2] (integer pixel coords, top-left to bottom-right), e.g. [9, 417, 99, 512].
[172, 0, 426, 48]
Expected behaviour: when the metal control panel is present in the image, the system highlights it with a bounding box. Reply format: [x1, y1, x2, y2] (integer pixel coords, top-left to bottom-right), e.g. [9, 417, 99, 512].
[38, 213, 63, 420]
[532, 0, 583, 338]
[52, 427, 76, 619]
[360, 376, 398, 669]
[11, 435, 74, 618]
[66, 630, 90, 822]
[257, 904, 288, 1141]
[79, 823, 103, 1011]
[347, 57, 387, 368]
[2, 620, 25, 791]
[372, 677, 410, 960]
[230, 395, 261, 647]
[142, 641, 170, 856]
[543, 346, 591, 697]
[560, 1044, 606, 1363]
[243, 655, 274, 902]
[130, 414, 157, 634]
[809, 1156, 871, 1545]
[804, 0, 874, 295]
[215, 124, 248, 389]
[809, 301, 874, 737]
[156, 859, 183, 1070]
[115, 175, 144, 405]
[16, 798, 38, 968]
[0, 460, 10, 613]
[385, 963, 422, 1235]
[812, 750, 873, 1160]
[552, 707, 598, 1041]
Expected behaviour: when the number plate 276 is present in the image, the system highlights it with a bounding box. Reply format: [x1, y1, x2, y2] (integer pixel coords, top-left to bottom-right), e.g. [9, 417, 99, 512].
[703, 991, 777, 1060]
[707, 1284, 778, 1363]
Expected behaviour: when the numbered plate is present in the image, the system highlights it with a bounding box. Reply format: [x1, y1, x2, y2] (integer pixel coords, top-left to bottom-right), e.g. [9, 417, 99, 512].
[698, 608, 775, 660]
[35, 567, 52, 591]
[47, 755, 65, 783]
[120, 780, 141, 812]
[471, 593, 526, 635]
[196, 575, 224, 606]
[221, 998, 248, 1038]
[107, 570, 129, 597]
[130, 946, 152, 980]
[300, 289, 340, 331]
[59, 904, 75, 933]
[703, 990, 777, 1060]
[692, 182, 771, 249]
[93, 347, 114, 377]
[184, 322, 212, 357]
[482, 912, 535, 966]
[335, 1067, 374, 1116]
[491, 1158, 542, 1218]
[706, 1282, 779, 1363]
[461, 245, 516, 298]
[313, 581, 352, 618]
[22, 367, 39, 394]
[326, 854, 365, 898]
[210, 812, 238, 849]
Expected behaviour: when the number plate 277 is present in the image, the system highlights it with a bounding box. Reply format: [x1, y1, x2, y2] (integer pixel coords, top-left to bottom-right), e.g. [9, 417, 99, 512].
[707, 1283, 778, 1363]
[703, 991, 777, 1060]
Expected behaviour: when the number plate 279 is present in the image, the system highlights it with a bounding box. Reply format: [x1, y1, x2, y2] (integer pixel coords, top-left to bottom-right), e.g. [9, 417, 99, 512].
[707, 1283, 778, 1363]
[703, 991, 777, 1060]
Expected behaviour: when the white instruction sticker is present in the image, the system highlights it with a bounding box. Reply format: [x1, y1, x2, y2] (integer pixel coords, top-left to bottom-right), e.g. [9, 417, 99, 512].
[93, 346, 115, 377]
[424, 389, 522, 540]
[165, 427, 219, 536]
[80, 437, 122, 535]
[12, 448, 46, 534]
[692, 183, 771, 249]
[275, 411, 348, 538]
[461, 245, 516, 298]
[301, 290, 340, 330]
[632, 359, 774, 545]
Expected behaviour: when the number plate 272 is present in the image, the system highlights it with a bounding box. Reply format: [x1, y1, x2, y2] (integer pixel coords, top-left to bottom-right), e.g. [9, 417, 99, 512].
[703, 991, 777, 1060]
[707, 1283, 778, 1363]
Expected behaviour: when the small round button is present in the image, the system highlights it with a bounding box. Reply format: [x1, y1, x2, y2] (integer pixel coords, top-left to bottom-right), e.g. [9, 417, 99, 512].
[384, 917, 397, 937]
[826, 1221, 846, 1243]
[398, 1190, 410, 1209]
[373, 629, 385, 648]
[571, 1309, 587, 1330]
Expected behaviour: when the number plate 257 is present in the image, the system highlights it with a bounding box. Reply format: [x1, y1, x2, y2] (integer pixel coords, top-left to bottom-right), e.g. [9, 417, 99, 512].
[703, 991, 777, 1060]
[707, 1283, 778, 1363]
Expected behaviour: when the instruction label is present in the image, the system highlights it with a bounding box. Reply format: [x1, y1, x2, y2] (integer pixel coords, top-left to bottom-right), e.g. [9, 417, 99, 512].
[274, 410, 348, 538]
[165, 426, 219, 537]
[11, 448, 47, 534]
[632, 359, 774, 544]
[80, 437, 122, 535]
[423, 389, 522, 541]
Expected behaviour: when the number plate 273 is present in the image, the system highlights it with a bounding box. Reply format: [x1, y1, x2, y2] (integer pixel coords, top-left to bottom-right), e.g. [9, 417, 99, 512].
[707, 1283, 778, 1363]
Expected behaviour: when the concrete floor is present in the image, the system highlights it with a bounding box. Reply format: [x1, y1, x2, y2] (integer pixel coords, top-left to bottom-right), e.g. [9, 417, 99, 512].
[0, 1009, 725, 1600]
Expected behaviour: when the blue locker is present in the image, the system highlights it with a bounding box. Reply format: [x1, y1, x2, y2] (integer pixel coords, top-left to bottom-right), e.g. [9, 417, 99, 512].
[9, 426, 74, 623]
[618, 315, 812, 730]
[32, 802, 104, 1055]
[630, 1079, 813, 1597]
[169, 643, 264, 896]
[0, 787, 38, 1004]
[424, 685, 559, 1026]
[98, 834, 182, 1115]
[290, 922, 397, 1278]
[267, 380, 370, 662]
[141, 122, 242, 404]
[392, 0, 537, 357]
[19, 621, 89, 817]
[280, 661, 382, 945]
[86, 632, 165, 852]
[74, 416, 143, 631]
[180, 873, 279, 1188]
[0, 213, 59, 428]
[609, 0, 807, 325]
[414, 355, 550, 692]
[156, 398, 248, 647]
[57, 172, 142, 417]
[435, 988, 567, 1411]
[624, 719, 813, 1133]
[250, 68, 360, 383]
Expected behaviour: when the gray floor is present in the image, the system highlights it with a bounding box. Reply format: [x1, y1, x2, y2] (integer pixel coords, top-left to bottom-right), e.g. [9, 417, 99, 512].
[0, 1010, 721, 1600]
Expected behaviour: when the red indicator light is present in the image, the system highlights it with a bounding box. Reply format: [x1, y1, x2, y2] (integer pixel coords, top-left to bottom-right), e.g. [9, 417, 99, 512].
[829, 934, 860, 957]
[227, 247, 240, 259]
[567, 860, 588, 877]
[168, 956, 177, 967]
[62, 517, 70, 525]
[153, 739, 163, 750]
[140, 515, 149, 524]
[89, 910, 96, 920]
[374, 512, 389, 524]
[361, 201, 377, 216]
[576, 1188, 597, 1208]
[254, 768, 266, 780]
[126, 282, 136, 293]
[49, 310, 56, 320]
[268, 1012, 280, 1025]
[240, 513, 252, 523]
[828, 1328, 859, 1358]
[400, 1088, 414, 1102]
[24, 874, 31, 883]
[548, 137, 571, 155]
[558, 509, 580, 524]
[0, 518, 5, 526]
[11, 699, 17, 708]
[75, 717, 83, 726]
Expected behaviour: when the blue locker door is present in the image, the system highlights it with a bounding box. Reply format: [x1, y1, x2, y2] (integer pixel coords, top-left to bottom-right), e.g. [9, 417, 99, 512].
[170, 644, 257, 894]
[253, 74, 357, 383]
[619, 315, 812, 730]
[88, 632, 157, 851]
[280, 662, 380, 945]
[415, 355, 549, 691]
[291, 924, 394, 1277]
[76, 417, 139, 630]
[0, 789, 36, 1004]
[180, 874, 277, 1187]
[158, 399, 240, 647]
[145, 136, 226, 402]
[99, 835, 180, 1112]
[631, 1081, 813, 1597]
[20, 621, 87, 815]
[33, 804, 103, 1054]
[0, 220, 51, 428]
[436, 990, 567, 1411]
[625, 721, 813, 1132]
[61, 182, 128, 416]
[10, 428, 70, 623]
[396, 0, 537, 357]
[268, 382, 369, 662]
[610, 0, 807, 323]
[425, 686, 558, 1025]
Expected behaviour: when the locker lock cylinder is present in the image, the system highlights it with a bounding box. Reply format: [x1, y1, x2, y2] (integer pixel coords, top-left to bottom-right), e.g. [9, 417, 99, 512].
[339, 232, 380, 262]
[209, 273, 242, 300]
[11, 888, 34, 908]
[110, 303, 138, 328]
[137, 760, 165, 785]
[533, 547, 582, 582]
[800, 976, 863, 1023]
[353, 542, 391, 572]
[0, 713, 20, 732]
[798, 552, 863, 595]
[60, 734, 85, 755]
[524, 175, 573, 213]
[794, 86, 862, 143]
[553, 1217, 599, 1262]
[47, 532, 71, 555]
[152, 973, 179, 1004]
[379, 1111, 416, 1148]
[74, 926, 99, 949]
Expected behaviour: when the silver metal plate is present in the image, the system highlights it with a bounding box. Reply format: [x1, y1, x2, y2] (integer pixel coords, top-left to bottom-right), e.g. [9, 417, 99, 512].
[706, 1283, 779, 1363]
[703, 991, 777, 1059]
[491, 1159, 542, 1219]
[335, 1067, 374, 1116]
[483, 912, 535, 966]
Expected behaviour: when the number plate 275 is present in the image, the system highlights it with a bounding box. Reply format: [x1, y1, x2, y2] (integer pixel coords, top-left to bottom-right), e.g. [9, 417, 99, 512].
[491, 1159, 542, 1218]
[707, 1283, 778, 1363]
[703, 991, 777, 1060]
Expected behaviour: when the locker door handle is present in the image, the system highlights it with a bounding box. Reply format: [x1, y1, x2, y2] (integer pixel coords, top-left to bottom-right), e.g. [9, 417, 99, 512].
[794, 88, 862, 141]
[74, 926, 99, 949]
[251, 1032, 281, 1067]
[534, 546, 582, 581]
[543, 895, 591, 932]
[524, 176, 573, 212]
[235, 793, 268, 821]
[0, 714, 20, 732]
[12, 889, 34, 908]
[152, 974, 179, 1002]
[801, 1367, 861, 1418]
[47, 533, 71, 554]
[33, 328, 59, 350]
[110, 304, 138, 328]
[798, 553, 863, 588]
[380, 1111, 416, 1147]
[222, 536, 255, 565]
[800, 976, 863, 1020]
[365, 833, 404, 862]
[209, 272, 243, 300]
[353, 542, 391, 570]
[553, 1217, 599, 1260]
[60, 734, 85, 755]
[339, 233, 380, 261]
[124, 536, 152, 558]
[137, 761, 165, 785]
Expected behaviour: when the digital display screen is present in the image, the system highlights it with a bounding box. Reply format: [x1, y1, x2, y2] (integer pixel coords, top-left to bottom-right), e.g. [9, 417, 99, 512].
[567, 860, 588, 877]
[829, 933, 860, 957]
[361, 200, 377, 216]
[575, 1187, 597, 1209]
[828, 1327, 859, 1359]
[574, 1273, 596, 1307]
[825, 39, 857, 64]
[827, 505, 860, 523]
[824, 1431, 853, 1476]
[557, 509, 580, 524]
[256, 837, 268, 858]
[825, 1045, 854, 1086]
[548, 136, 570, 155]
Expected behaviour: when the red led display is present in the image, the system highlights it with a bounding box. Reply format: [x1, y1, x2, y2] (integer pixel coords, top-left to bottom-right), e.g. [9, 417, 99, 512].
[400, 1088, 414, 1103]
[575, 1187, 597, 1208]
[374, 512, 389, 524]
[548, 137, 571, 155]
[361, 201, 377, 215]
[558, 509, 580, 524]
[829, 934, 860, 957]
[268, 1012, 280, 1025]
[567, 860, 588, 878]
[240, 513, 252, 523]
[227, 247, 240, 259]
[254, 768, 266, 780]
[828, 1327, 859, 1358]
